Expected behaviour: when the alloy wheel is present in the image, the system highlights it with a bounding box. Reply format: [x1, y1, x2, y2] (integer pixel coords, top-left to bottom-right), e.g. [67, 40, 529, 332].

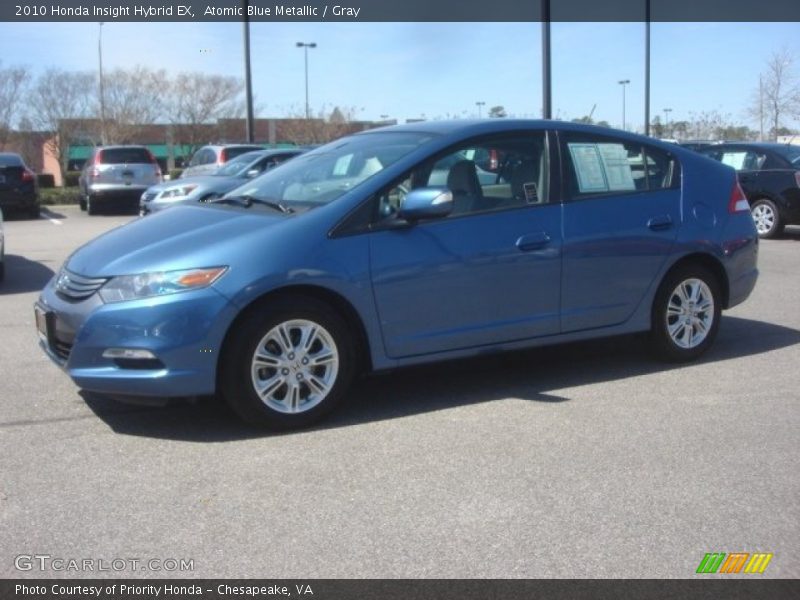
[250, 319, 339, 414]
[665, 278, 715, 349]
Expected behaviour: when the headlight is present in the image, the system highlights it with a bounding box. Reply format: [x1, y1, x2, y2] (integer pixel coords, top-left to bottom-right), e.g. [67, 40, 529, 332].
[157, 184, 199, 201]
[98, 267, 227, 303]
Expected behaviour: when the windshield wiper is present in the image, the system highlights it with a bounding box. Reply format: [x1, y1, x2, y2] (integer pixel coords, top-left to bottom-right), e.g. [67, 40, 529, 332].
[212, 195, 294, 213]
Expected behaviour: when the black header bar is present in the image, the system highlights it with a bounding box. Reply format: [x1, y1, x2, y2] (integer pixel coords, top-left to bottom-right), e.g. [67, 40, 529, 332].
[2, 0, 800, 22]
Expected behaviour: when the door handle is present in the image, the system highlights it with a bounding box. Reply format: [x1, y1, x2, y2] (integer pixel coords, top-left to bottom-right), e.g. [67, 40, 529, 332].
[516, 232, 551, 252]
[647, 216, 673, 231]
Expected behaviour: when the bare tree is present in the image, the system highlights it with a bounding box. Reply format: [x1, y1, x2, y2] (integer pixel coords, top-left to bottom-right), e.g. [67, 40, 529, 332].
[750, 48, 800, 141]
[278, 105, 365, 145]
[165, 72, 245, 155]
[102, 66, 168, 143]
[26, 69, 96, 179]
[0, 62, 29, 148]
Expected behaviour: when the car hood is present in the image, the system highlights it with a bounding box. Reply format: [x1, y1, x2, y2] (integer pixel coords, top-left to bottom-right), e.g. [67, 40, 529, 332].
[67, 204, 286, 277]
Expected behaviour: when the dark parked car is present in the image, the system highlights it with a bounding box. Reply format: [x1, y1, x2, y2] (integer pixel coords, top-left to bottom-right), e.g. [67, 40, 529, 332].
[699, 142, 800, 238]
[140, 149, 305, 215]
[0, 152, 40, 218]
[0, 208, 5, 282]
[36, 120, 758, 429]
[79, 146, 163, 215]
[679, 140, 721, 152]
[180, 144, 265, 179]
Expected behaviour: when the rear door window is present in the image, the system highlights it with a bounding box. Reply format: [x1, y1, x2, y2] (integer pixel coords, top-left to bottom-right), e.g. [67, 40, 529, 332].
[562, 132, 679, 199]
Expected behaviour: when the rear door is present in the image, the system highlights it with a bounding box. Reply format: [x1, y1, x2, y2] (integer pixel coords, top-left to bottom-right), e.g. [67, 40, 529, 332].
[558, 130, 681, 332]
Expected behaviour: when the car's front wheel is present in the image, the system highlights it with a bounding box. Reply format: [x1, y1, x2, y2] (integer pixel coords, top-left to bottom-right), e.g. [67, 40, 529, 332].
[751, 198, 782, 239]
[220, 296, 357, 429]
[651, 265, 721, 362]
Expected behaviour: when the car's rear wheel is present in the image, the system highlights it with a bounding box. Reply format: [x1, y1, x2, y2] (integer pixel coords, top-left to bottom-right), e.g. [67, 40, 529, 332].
[220, 296, 357, 429]
[651, 265, 721, 362]
[751, 198, 782, 239]
[86, 195, 98, 215]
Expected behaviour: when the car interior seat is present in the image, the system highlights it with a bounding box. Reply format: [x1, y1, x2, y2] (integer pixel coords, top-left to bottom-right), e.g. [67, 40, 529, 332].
[446, 160, 483, 214]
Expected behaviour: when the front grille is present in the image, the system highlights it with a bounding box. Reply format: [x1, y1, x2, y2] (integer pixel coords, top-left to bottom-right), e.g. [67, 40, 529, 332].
[142, 191, 157, 202]
[55, 269, 108, 301]
[52, 338, 73, 361]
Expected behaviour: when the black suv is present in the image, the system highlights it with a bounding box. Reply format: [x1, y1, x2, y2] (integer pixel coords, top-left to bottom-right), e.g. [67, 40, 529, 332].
[0, 152, 40, 219]
[699, 142, 800, 238]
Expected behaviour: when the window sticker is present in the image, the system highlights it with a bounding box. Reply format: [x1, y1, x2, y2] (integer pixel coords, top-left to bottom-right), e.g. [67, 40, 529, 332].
[597, 143, 636, 191]
[721, 152, 747, 171]
[568, 144, 608, 193]
[568, 142, 636, 193]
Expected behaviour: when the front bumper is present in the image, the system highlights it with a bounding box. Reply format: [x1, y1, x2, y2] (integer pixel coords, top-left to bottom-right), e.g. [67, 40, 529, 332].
[36, 277, 239, 398]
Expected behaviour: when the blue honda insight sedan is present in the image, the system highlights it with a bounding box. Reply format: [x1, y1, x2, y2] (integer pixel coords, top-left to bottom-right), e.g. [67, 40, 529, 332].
[35, 121, 759, 428]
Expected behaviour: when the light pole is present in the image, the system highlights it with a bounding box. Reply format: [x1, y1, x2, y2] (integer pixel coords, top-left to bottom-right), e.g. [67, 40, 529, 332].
[98, 22, 106, 145]
[243, 0, 254, 142]
[663, 107, 672, 137]
[296, 42, 316, 119]
[475, 101, 485, 118]
[618, 79, 630, 131]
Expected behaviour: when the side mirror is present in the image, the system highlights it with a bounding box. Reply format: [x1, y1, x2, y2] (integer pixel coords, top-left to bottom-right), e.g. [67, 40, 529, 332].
[246, 168, 260, 178]
[398, 187, 453, 221]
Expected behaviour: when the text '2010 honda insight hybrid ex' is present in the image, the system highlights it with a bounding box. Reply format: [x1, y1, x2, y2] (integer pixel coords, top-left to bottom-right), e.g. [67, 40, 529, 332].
[35, 121, 759, 429]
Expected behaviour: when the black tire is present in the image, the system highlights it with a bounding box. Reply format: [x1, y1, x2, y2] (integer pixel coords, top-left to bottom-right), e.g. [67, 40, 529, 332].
[86, 195, 98, 215]
[650, 264, 722, 362]
[750, 198, 783, 239]
[0, 255, 4, 283]
[220, 295, 358, 429]
[79, 197, 87, 211]
[29, 204, 41, 219]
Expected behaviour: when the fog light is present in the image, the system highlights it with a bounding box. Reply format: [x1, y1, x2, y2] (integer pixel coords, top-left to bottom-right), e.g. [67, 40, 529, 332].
[102, 348, 157, 360]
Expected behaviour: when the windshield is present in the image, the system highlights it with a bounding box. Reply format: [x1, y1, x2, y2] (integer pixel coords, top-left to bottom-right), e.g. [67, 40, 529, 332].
[215, 151, 264, 176]
[228, 132, 435, 208]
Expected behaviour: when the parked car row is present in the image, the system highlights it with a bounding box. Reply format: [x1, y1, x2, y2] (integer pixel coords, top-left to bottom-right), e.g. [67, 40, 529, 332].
[35, 120, 759, 429]
[140, 148, 306, 215]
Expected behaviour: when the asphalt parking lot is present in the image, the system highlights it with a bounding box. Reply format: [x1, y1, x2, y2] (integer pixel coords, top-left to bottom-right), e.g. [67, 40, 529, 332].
[0, 205, 798, 579]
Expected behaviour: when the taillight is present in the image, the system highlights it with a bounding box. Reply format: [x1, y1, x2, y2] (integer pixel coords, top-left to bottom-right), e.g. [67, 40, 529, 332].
[219, 148, 227, 164]
[95, 150, 104, 165]
[21, 169, 35, 183]
[147, 150, 163, 180]
[729, 180, 750, 213]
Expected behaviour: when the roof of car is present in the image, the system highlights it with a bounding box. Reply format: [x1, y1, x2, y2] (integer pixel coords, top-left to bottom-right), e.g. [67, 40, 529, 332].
[710, 142, 798, 150]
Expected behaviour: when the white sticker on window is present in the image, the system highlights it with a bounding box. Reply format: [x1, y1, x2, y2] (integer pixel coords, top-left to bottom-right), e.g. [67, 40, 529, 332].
[568, 142, 636, 193]
[721, 152, 747, 171]
[569, 144, 608, 193]
[597, 144, 636, 191]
